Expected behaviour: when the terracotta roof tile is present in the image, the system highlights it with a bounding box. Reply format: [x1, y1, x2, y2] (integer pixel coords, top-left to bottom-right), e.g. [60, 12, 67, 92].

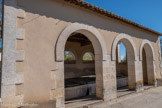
[63, 0, 162, 36]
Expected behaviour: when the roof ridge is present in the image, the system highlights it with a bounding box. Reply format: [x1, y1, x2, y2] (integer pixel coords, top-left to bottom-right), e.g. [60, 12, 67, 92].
[64, 0, 162, 36]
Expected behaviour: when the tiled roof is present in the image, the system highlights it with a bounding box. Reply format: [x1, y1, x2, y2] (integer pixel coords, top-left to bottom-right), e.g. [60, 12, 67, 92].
[64, 0, 162, 36]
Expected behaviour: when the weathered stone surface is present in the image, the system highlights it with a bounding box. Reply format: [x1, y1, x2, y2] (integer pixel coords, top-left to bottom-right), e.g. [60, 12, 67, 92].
[56, 23, 108, 61]
[16, 28, 25, 40]
[2, 95, 23, 108]
[1, 85, 15, 98]
[1, 0, 25, 106]
[65, 84, 96, 100]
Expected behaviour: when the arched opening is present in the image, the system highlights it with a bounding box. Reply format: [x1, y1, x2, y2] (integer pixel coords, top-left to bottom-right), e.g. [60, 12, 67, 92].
[55, 23, 108, 108]
[142, 48, 148, 85]
[112, 34, 137, 97]
[116, 42, 128, 93]
[63, 32, 105, 106]
[142, 44, 155, 87]
[65, 33, 96, 101]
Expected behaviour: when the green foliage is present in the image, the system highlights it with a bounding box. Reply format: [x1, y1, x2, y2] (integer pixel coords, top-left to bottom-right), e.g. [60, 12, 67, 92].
[83, 52, 93, 61]
[65, 54, 73, 60]
[64, 51, 75, 61]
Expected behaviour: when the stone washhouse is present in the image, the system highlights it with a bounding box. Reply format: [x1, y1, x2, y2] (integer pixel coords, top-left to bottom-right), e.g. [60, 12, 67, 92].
[1, 0, 162, 108]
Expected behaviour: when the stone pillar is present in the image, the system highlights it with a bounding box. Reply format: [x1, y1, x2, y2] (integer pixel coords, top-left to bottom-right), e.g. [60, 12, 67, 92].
[126, 47, 136, 90]
[157, 37, 162, 75]
[1, 0, 25, 107]
[134, 60, 144, 92]
[95, 59, 104, 99]
[102, 55, 117, 101]
[50, 62, 65, 108]
[147, 59, 156, 85]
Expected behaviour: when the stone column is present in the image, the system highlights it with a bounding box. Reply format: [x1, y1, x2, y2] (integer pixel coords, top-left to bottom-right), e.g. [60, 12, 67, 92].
[102, 55, 117, 101]
[50, 62, 65, 108]
[134, 60, 144, 92]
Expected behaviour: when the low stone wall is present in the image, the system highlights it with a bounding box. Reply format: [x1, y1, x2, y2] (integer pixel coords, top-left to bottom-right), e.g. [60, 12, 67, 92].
[157, 78, 162, 86]
[65, 84, 96, 100]
[117, 77, 128, 88]
[65, 76, 128, 100]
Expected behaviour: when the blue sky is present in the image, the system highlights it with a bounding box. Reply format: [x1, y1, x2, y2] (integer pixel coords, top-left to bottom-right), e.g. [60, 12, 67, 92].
[120, 43, 126, 60]
[84, 0, 162, 59]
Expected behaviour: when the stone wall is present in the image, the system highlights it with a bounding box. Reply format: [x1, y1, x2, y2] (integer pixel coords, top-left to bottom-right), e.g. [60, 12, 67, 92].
[117, 77, 128, 88]
[65, 84, 95, 100]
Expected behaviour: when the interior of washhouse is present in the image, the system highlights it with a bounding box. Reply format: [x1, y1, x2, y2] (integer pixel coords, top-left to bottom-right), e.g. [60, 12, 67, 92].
[64, 33, 96, 101]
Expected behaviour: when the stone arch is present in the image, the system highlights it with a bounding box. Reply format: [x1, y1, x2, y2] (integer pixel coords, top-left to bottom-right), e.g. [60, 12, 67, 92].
[139, 40, 155, 61]
[112, 33, 137, 61]
[55, 23, 108, 107]
[140, 40, 156, 85]
[112, 33, 137, 90]
[56, 23, 107, 62]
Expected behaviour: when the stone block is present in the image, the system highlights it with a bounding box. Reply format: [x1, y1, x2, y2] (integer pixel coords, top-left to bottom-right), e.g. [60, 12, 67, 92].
[2, 72, 24, 85]
[1, 85, 15, 98]
[2, 95, 23, 107]
[16, 50, 25, 62]
[16, 28, 25, 40]
[3, 37, 16, 50]
[3, 12, 17, 28]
